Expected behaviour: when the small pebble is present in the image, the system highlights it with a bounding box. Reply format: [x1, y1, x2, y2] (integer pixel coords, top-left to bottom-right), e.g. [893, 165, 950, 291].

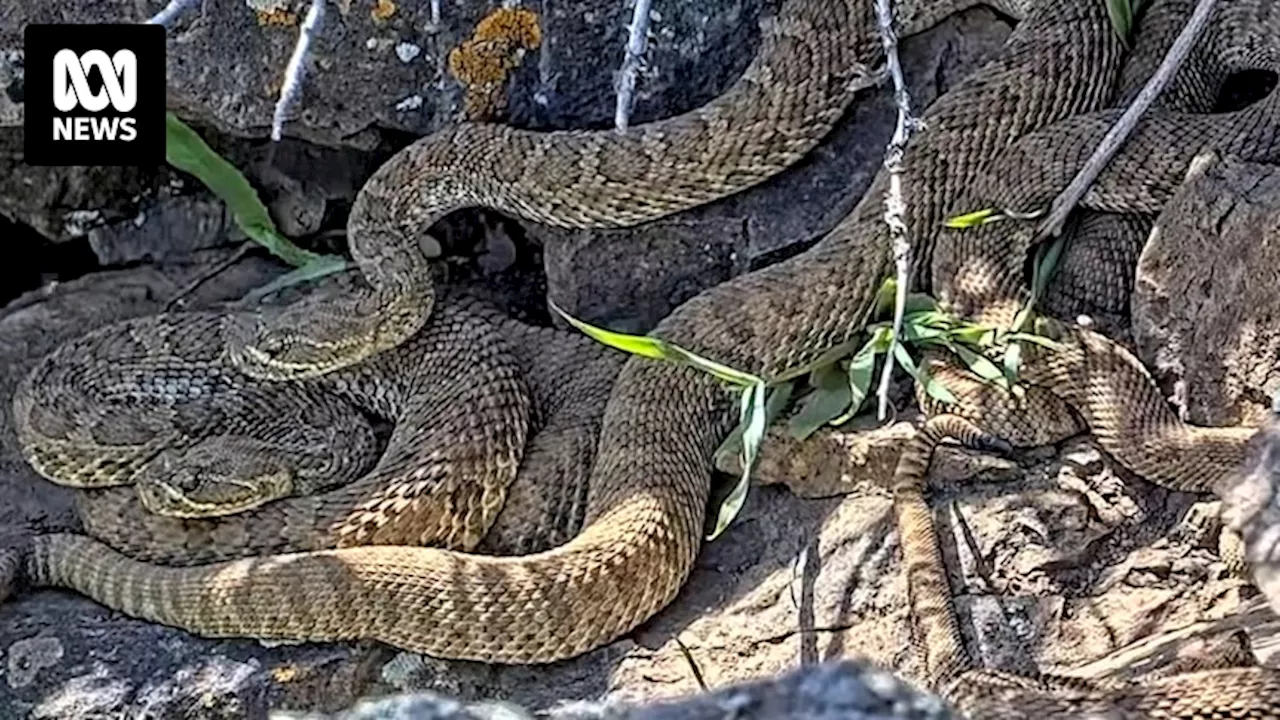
[395, 42, 421, 63]
[395, 94, 424, 111]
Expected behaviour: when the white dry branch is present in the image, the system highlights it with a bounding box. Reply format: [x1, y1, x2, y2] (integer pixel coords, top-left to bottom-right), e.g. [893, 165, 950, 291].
[271, 0, 326, 142]
[871, 0, 920, 421]
[614, 0, 653, 132]
[146, 0, 200, 26]
[1037, 0, 1218, 238]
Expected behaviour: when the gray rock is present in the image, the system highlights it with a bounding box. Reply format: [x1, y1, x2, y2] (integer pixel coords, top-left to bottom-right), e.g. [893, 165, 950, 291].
[1223, 417, 1280, 627]
[0, 0, 759, 246]
[1, 594, 386, 719]
[1133, 154, 1280, 427]
[0, 127, 163, 244]
[0, 0, 763, 147]
[87, 195, 234, 265]
[282, 660, 956, 720]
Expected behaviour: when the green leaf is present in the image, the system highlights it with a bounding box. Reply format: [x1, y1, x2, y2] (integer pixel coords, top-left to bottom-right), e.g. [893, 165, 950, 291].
[550, 300, 762, 388]
[551, 306, 676, 361]
[165, 112, 320, 269]
[902, 321, 950, 344]
[709, 380, 768, 540]
[1106, 0, 1137, 46]
[868, 325, 895, 353]
[1002, 341, 1023, 384]
[944, 207, 1003, 229]
[951, 343, 1005, 385]
[907, 310, 957, 329]
[874, 277, 899, 316]
[828, 341, 879, 426]
[788, 363, 853, 440]
[846, 343, 877, 418]
[242, 254, 352, 303]
[1013, 231, 1069, 331]
[949, 324, 994, 346]
[1003, 332, 1065, 350]
[715, 381, 794, 470]
[894, 343, 958, 405]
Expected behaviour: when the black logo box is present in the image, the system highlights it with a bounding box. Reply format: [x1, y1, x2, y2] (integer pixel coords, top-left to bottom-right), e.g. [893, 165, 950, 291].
[24, 23, 166, 167]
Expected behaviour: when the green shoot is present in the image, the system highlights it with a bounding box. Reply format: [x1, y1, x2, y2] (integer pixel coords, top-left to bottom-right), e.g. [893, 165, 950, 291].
[944, 207, 1003, 229]
[549, 301, 769, 539]
[164, 112, 349, 292]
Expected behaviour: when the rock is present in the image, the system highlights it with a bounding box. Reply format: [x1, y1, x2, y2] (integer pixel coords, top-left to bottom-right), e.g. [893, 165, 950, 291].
[1224, 417, 1280, 625]
[542, 216, 752, 334]
[2, 595, 387, 719]
[0, 0, 763, 148]
[0, 0, 757, 246]
[537, 8, 1014, 329]
[1132, 154, 1280, 427]
[283, 660, 956, 720]
[87, 195, 234, 265]
[0, 128, 165, 244]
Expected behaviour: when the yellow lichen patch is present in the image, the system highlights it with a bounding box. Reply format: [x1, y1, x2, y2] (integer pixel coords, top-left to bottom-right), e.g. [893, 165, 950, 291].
[473, 6, 542, 49]
[255, 7, 299, 26]
[371, 0, 397, 23]
[270, 664, 300, 683]
[446, 7, 542, 121]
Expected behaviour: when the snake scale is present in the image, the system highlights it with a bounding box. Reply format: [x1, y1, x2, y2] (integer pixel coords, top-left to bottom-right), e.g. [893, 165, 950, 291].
[6, 0, 1280, 714]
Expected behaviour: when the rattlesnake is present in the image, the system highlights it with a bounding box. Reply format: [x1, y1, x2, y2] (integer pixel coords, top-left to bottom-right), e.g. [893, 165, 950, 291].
[5, 0, 1051, 661]
[889, 0, 1280, 709]
[6, 8, 1280, 717]
[13, 292, 623, 567]
[221, 0, 1032, 382]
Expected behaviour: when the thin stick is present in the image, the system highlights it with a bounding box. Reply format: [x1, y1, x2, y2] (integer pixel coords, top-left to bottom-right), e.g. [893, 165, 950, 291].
[614, 0, 653, 132]
[1037, 0, 1218, 238]
[164, 243, 253, 311]
[271, 0, 326, 142]
[146, 0, 199, 26]
[872, 0, 919, 421]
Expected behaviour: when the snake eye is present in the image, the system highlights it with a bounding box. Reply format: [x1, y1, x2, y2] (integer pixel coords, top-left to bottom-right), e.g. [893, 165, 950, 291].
[257, 336, 286, 356]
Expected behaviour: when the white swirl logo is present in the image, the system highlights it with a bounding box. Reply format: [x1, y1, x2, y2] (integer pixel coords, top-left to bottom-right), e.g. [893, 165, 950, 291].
[52, 49, 137, 113]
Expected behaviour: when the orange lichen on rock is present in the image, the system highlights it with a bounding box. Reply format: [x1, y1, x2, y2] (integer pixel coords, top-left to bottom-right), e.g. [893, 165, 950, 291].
[447, 7, 542, 121]
[255, 7, 299, 25]
[371, 0, 397, 23]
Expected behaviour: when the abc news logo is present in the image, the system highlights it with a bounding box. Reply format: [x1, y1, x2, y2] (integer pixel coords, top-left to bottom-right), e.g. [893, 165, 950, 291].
[24, 24, 165, 166]
[53, 49, 141, 142]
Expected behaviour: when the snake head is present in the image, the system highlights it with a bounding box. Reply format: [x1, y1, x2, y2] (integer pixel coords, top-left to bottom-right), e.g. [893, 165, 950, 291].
[134, 442, 296, 519]
[225, 289, 431, 381]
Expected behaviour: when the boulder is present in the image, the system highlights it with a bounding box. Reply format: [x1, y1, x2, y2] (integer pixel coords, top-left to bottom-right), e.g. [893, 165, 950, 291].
[1133, 154, 1280, 427]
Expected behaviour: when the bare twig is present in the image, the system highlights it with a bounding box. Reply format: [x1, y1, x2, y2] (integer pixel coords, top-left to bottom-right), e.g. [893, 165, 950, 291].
[614, 0, 653, 132]
[146, 0, 199, 26]
[872, 0, 919, 421]
[164, 243, 253, 311]
[271, 0, 326, 142]
[1037, 0, 1218, 239]
[674, 636, 709, 692]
